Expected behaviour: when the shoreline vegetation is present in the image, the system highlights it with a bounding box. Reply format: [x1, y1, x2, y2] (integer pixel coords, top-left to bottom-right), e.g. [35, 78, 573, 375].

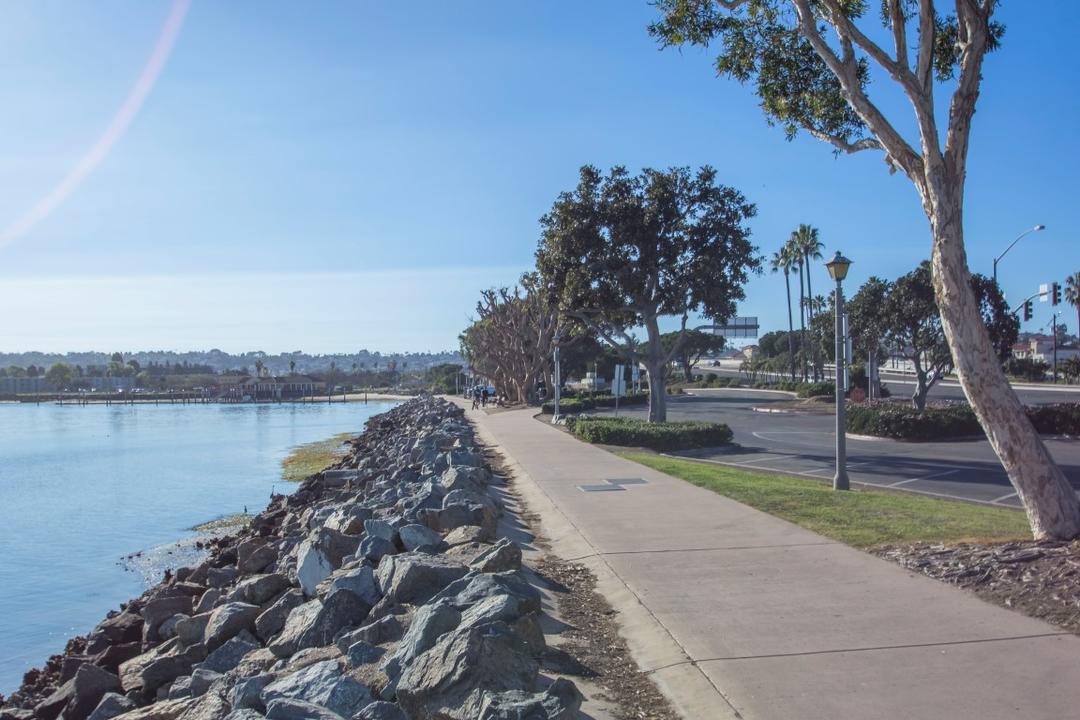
[280, 431, 356, 483]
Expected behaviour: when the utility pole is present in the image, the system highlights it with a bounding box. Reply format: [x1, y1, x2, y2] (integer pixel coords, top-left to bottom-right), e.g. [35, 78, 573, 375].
[1053, 313, 1059, 384]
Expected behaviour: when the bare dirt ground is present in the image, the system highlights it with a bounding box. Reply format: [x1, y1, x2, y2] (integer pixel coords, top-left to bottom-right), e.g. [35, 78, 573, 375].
[875, 539, 1080, 634]
[484, 448, 682, 720]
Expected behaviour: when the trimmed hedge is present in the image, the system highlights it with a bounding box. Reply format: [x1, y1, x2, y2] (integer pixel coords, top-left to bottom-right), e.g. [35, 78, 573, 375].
[846, 403, 980, 441]
[541, 391, 649, 415]
[1027, 403, 1080, 436]
[845, 401, 1080, 441]
[567, 415, 733, 451]
[795, 381, 835, 398]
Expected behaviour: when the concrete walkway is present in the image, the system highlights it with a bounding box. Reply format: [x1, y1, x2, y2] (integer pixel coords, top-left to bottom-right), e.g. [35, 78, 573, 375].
[464, 405, 1080, 720]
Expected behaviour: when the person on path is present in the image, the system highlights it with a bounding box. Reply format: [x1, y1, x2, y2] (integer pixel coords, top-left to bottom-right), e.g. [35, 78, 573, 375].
[471, 385, 481, 410]
[481, 386, 490, 408]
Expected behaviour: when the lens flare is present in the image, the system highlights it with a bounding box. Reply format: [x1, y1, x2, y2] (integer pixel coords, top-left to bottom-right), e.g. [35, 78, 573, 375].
[0, 0, 191, 248]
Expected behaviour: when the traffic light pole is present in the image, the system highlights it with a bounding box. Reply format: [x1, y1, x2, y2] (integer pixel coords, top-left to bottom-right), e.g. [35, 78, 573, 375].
[1053, 314, 1059, 384]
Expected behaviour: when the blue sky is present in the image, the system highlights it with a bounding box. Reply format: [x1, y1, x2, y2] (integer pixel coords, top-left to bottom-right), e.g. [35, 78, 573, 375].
[0, 1, 1076, 353]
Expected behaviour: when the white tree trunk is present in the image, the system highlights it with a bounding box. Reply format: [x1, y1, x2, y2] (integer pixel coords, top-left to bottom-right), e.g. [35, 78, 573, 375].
[928, 191, 1080, 539]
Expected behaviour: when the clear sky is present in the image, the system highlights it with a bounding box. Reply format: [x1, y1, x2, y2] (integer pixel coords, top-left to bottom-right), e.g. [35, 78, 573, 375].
[0, 1, 1076, 353]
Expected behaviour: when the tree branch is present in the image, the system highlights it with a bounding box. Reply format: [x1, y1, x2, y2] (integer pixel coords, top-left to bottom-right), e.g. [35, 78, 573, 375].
[944, 0, 992, 184]
[888, 0, 909, 72]
[916, 0, 936, 94]
[821, 0, 921, 95]
[806, 129, 882, 155]
[792, 0, 925, 181]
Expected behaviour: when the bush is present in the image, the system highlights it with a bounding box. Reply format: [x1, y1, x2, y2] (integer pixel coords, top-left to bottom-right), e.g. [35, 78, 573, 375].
[846, 401, 1080, 441]
[541, 391, 648, 415]
[1026, 403, 1080, 435]
[796, 381, 835, 398]
[705, 372, 718, 382]
[845, 402, 981, 441]
[568, 415, 733, 451]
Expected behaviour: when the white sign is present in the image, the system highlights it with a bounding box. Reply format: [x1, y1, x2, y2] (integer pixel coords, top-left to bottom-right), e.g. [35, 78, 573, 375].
[612, 364, 626, 397]
[1040, 283, 1050, 302]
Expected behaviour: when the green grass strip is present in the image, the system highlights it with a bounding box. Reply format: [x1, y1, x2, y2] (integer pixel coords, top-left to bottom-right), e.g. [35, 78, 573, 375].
[281, 432, 355, 482]
[619, 452, 1030, 548]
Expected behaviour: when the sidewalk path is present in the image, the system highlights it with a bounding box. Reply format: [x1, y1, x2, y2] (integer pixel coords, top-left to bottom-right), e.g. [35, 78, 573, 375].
[465, 405, 1080, 720]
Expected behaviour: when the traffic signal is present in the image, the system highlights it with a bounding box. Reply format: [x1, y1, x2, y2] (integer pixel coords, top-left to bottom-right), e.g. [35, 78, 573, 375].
[1051, 281, 1062, 306]
[1023, 300, 1033, 321]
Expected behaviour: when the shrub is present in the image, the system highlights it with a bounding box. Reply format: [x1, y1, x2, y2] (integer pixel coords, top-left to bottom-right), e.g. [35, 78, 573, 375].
[796, 381, 835, 398]
[846, 401, 1080, 441]
[569, 415, 733, 451]
[541, 391, 648, 415]
[705, 372, 718, 382]
[1026, 403, 1080, 435]
[845, 402, 981, 441]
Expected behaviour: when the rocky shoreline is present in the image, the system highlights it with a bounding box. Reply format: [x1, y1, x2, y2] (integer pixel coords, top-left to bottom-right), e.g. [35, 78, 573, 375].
[1, 397, 583, 720]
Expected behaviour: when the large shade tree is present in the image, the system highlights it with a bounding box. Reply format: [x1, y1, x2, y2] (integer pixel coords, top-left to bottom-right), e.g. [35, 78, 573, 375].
[847, 262, 1017, 410]
[651, 1, 1080, 539]
[661, 329, 727, 382]
[536, 165, 758, 422]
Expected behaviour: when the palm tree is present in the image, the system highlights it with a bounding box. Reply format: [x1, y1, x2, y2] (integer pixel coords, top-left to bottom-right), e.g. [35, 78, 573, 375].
[784, 234, 808, 380]
[770, 248, 797, 380]
[792, 224, 824, 378]
[1065, 272, 1080, 349]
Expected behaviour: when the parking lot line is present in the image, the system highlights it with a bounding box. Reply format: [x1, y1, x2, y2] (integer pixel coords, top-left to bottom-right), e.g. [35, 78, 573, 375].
[888, 469, 959, 487]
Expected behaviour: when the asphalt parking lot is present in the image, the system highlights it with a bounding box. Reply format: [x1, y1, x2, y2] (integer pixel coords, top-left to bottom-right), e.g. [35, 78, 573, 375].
[597, 388, 1080, 508]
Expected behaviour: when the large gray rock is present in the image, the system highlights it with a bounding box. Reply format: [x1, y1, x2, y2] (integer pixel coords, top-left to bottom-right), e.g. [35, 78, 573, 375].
[141, 596, 194, 641]
[237, 538, 277, 574]
[353, 701, 407, 720]
[207, 566, 239, 589]
[231, 673, 276, 711]
[334, 615, 403, 654]
[119, 640, 206, 694]
[345, 641, 384, 667]
[438, 466, 489, 494]
[260, 660, 371, 717]
[323, 565, 380, 606]
[255, 590, 305, 642]
[397, 525, 442, 552]
[357, 536, 395, 564]
[34, 663, 120, 720]
[363, 519, 396, 543]
[476, 677, 584, 720]
[177, 691, 232, 720]
[267, 599, 322, 658]
[434, 572, 541, 616]
[87, 692, 136, 720]
[395, 621, 539, 719]
[380, 600, 461, 692]
[324, 505, 372, 535]
[188, 668, 223, 698]
[200, 630, 260, 673]
[194, 588, 224, 616]
[229, 574, 291, 606]
[264, 698, 346, 720]
[300, 589, 371, 648]
[469, 539, 521, 574]
[204, 603, 261, 651]
[222, 711, 265, 720]
[374, 552, 467, 605]
[176, 613, 212, 647]
[296, 540, 334, 598]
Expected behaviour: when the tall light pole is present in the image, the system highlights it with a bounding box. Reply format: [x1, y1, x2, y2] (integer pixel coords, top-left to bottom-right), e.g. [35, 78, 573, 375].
[993, 224, 1045, 285]
[552, 327, 562, 423]
[825, 251, 852, 491]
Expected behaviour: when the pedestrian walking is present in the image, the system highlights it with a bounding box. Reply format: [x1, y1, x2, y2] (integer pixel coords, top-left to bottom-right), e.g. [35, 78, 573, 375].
[481, 386, 489, 407]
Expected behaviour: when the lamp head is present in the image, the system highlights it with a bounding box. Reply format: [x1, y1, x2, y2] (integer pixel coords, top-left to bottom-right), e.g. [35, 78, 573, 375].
[825, 251, 852, 282]
[1035, 224, 1046, 231]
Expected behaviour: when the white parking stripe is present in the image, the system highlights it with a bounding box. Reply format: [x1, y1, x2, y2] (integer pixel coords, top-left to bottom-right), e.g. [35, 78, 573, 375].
[888, 469, 959, 487]
[991, 491, 1019, 503]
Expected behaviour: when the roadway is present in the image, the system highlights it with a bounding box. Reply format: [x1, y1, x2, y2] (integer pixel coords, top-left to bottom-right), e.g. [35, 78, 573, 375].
[596, 388, 1080, 509]
[700, 364, 1080, 405]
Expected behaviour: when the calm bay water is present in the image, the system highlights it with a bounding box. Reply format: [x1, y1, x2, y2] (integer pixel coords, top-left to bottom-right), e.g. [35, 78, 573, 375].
[0, 400, 397, 694]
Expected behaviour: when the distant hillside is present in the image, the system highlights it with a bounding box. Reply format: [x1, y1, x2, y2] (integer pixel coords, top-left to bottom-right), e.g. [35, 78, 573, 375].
[0, 349, 464, 374]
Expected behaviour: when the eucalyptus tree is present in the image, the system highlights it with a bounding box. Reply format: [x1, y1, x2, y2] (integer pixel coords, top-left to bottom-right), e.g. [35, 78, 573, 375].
[651, 1, 1080, 539]
[770, 248, 798, 379]
[536, 165, 758, 422]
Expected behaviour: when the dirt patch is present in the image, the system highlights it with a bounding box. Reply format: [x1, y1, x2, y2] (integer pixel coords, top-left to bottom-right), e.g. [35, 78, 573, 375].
[875, 539, 1080, 634]
[481, 443, 680, 720]
[533, 558, 681, 720]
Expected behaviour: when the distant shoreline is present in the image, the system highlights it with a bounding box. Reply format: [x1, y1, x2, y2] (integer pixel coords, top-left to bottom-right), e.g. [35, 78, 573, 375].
[0, 393, 413, 406]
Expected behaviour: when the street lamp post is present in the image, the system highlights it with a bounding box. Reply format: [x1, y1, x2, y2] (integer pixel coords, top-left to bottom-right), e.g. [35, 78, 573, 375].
[993, 224, 1045, 285]
[552, 328, 562, 423]
[825, 251, 852, 491]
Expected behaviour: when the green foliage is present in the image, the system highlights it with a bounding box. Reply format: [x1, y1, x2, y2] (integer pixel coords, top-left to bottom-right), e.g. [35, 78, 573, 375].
[541, 392, 649, 415]
[661, 329, 726, 381]
[426, 363, 465, 394]
[621, 452, 1029, 548]
[44, 362, 74, 389]
[1026, 404, 1080, 437]
[1003, 357, 1049, 383]
[796, 381, 834, 398]
[568, 415, 732, 451]
[845, 402, 981, 441]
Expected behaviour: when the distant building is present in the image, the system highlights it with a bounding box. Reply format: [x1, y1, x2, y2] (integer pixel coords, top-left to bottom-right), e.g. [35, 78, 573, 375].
[222, 375, 325, 400]
[0, 377, 54, 394]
